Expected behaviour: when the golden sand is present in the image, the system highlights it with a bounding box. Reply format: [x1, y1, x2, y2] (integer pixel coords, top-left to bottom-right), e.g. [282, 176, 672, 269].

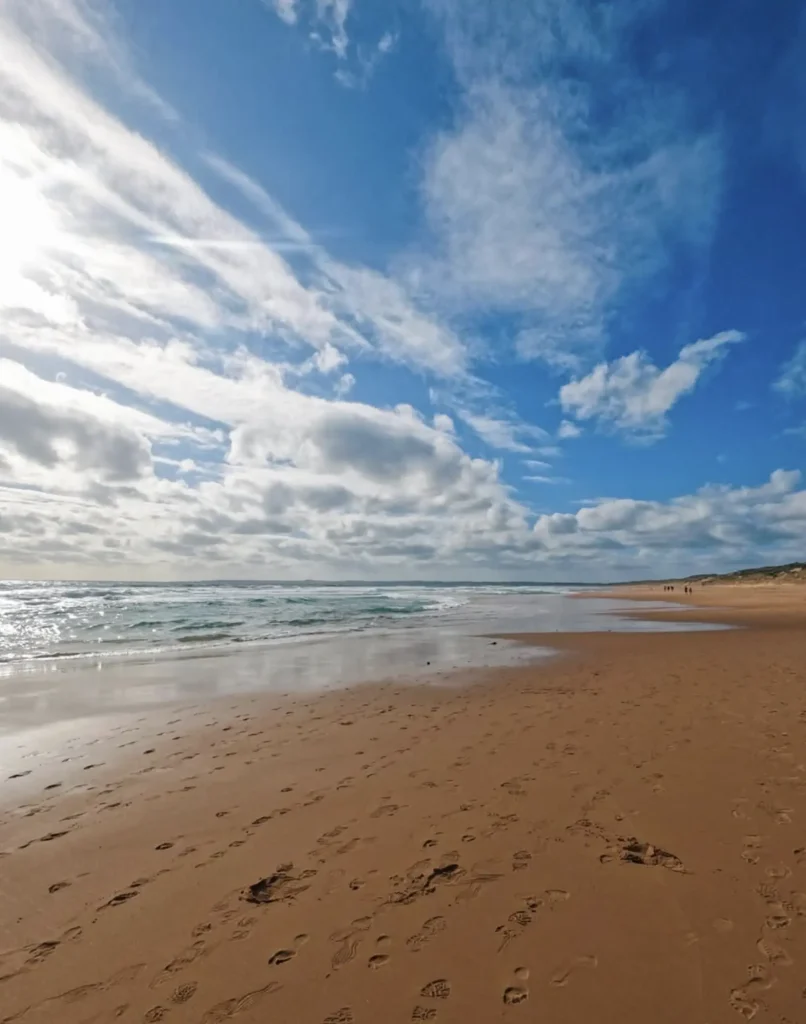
[1, 585, 805, 1023]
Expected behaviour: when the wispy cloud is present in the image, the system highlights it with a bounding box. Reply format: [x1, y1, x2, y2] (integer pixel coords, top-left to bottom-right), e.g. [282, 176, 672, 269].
[205, 155, 468, 376]
[413, 1, 724, 371]
[454, 410, 546, 453]
[559, 331, 744, 440]
[0, 0, 536, 577]
[265, 0, 354, 61]
[773, 339, 806, 397]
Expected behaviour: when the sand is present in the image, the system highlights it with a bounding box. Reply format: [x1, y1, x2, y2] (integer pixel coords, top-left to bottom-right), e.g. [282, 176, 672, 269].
[1, 586, 805, 1023]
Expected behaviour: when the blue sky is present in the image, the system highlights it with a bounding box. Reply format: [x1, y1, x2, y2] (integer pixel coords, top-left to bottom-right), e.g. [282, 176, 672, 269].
[0, 0, 805, 581]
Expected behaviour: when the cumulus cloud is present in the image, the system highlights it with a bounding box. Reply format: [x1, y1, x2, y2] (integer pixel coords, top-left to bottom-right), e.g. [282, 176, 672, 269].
[531, 470, 806, 574]
[0, 0, 793, 582]
[559, 331, 744, 439]
[0, 385, 150, 482]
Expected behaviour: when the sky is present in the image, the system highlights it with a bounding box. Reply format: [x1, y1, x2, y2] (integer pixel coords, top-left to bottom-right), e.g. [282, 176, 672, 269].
[0, 0, 805, 583]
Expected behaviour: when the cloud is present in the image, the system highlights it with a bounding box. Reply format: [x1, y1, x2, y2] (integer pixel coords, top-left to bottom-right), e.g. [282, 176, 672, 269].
[0, 0, 797, 582]
[377, 31, 398, 55]
[557, 420, 582, 440]
[455, 410, 545, 453]
[265, 0, 352, 59]
[532, 469, 806, 572]
[559, 331, 744, 439]
[774, 339, 806, 397]
[267, 0, 298, 25]
[204, 155, 467, 376]
[412, 1, 723, 370]
[0, 384, 151, 483]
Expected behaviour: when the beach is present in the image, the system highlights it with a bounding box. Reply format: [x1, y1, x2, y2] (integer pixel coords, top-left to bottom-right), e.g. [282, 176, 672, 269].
[1, 586, 806, 1023]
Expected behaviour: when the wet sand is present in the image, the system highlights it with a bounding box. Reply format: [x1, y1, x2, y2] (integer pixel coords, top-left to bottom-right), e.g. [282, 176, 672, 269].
[1, 588, 806, 1023]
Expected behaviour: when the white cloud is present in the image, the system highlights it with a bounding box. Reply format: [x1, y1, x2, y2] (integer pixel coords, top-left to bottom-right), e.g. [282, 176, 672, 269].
[0, 0, 798, 582]
[774, 339, 806, 397]
[455, 410, 546, 453]
[268, 0, 299, 25]
[412, 1, 724, 370]
[315, 0, 351, 58]
[377, 30, 398, 55]
[204, 155, 467, 376]
[557, 420, 582, 439]
[559, 331, 744, 439]
[266, 0, 352, 59]
[532, 470, 806, 576]
[0, 383, 151, 485]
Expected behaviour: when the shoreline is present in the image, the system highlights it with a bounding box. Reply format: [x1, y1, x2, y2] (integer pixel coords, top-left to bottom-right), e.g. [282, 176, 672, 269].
[2, 588, 806, 1022]
[0, 591, 720, 740]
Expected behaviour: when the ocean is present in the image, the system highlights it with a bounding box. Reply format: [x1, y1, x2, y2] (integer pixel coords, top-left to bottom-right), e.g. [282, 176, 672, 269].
[0, 579, 579, 667]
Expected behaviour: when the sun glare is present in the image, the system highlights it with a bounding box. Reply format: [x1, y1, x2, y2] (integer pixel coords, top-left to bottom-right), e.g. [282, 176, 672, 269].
[0, 165, 62, 289]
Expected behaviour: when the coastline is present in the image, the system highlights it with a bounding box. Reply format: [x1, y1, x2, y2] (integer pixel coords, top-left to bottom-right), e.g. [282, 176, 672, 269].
[1, 588, 806, 1022]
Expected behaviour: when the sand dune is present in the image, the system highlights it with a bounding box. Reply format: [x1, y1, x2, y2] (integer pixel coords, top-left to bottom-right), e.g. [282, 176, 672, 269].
[1, 590, 806, 1023]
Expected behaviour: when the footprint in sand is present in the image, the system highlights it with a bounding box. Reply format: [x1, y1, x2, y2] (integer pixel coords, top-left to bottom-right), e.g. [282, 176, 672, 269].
[503, 985, 528, 1005]
[406, 916, 447, 953]
[550, 954, 598, 987]
[199, 982, 280, 1024]
[268, 949, 296, 966]
[729, 966, 774, 1020]
[764, 903, 792, 930]
[150, 941, 207, 988]
[330, 917, 373, 969]
[620, 841, 685, 872]
[170, 982, 198, 1004]
[420, 979, 451, 999]
[323, 1011, 353, 1024]
[756, 937, 792, 966]
[144, 1007, 169, 1022]
[741, 836, 763, 865]
[496, 894, 546, 951]
[512, 851, 531, 871]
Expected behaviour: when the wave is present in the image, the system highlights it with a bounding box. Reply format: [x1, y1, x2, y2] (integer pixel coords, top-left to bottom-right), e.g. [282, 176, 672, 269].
[175, 632, 233, 643]
[60, 588, 124, 600]
[170, 620, 244, 632]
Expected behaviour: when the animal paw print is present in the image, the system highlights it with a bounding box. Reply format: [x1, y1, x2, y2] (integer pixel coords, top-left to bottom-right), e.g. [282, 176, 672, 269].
[503, 985, 528, 1005]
